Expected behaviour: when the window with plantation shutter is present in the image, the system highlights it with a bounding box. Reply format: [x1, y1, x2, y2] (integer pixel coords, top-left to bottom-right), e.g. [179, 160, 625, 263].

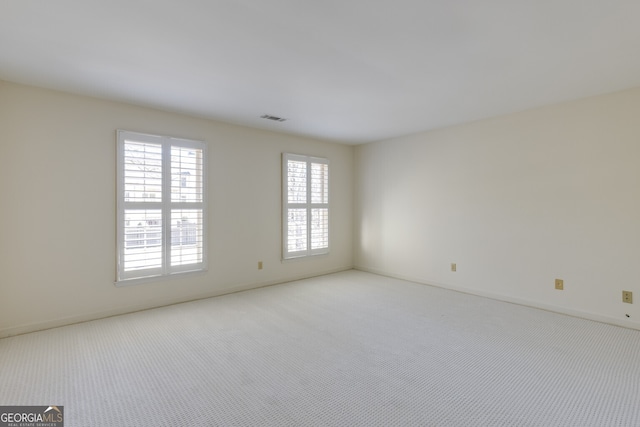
[116, 130, 206, 284]
[283, 153, 329, 259]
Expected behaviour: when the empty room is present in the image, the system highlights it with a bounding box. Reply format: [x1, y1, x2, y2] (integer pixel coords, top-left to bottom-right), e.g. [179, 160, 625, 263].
[1, 1, 640, 426]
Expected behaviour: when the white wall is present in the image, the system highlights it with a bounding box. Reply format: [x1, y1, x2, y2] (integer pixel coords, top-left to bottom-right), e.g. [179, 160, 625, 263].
[355, 88, 640, 329]
[0, 81, 354, 337]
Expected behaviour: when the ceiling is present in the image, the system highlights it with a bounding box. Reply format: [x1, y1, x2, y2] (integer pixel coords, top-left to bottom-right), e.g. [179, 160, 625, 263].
[2, 1, 640, 144]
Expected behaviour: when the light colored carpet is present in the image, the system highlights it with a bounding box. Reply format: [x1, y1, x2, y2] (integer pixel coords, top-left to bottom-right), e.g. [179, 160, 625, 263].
[1, 270, 639, 426]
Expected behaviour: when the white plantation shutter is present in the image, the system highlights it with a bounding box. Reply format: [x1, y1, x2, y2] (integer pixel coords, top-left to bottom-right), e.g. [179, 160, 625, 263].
[283, 153, 329, 259]
[117, 130, 206, 284]
[310, 162, 329, 250]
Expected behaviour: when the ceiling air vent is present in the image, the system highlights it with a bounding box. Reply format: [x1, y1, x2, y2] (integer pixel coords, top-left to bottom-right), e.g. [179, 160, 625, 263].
[260, 114, 287, 122]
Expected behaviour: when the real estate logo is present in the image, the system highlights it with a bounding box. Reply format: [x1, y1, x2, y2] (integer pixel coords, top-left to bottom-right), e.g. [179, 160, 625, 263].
[0, 406, 63, 427]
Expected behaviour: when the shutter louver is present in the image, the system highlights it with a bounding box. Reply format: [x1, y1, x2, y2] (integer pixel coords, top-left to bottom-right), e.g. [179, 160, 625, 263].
[124, 141, 162, 203]
[171, 146, 203, 203]
[123, 210, 162, 272]
[170, 209, 204, 267]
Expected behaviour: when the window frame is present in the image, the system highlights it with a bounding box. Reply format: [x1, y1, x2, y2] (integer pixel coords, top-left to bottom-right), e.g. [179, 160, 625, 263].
[282, 153, 330, 260]
[116, 130, 207, 285]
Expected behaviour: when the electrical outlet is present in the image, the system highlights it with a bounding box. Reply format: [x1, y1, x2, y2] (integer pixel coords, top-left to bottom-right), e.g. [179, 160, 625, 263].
[451, 263, 456, 272]
[555, 279, 564, 290]
[258, 261, 263, 270]
[623, 291, 633, 304]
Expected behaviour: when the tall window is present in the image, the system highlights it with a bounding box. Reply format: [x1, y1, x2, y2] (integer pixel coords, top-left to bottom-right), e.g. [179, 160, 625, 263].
[283, 153, 329, 259]
[116, 130, 206, 284]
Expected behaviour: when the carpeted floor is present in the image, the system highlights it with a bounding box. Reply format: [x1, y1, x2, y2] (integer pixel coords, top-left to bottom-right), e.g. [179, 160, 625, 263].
[1, 270, 639, 426]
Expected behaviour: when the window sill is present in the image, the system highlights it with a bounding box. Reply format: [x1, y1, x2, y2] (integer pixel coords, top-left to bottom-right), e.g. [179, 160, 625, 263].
[282, 251, 330, 262]
[114, 268, 207, 287]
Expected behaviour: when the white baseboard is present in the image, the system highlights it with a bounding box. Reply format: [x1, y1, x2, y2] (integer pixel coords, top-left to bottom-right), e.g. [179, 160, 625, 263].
[354, 266, 640, 331]
[8, 265, 634, 338]
[0, 266, 353, 339]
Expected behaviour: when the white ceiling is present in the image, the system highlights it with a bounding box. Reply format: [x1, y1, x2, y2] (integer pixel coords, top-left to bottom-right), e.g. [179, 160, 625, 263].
[2, 1, 640, 144]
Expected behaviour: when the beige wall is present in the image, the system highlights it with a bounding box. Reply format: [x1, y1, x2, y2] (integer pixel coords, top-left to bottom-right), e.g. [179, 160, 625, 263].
[3, 78, 640, 336]
[355, 88, 640, 329]
[0, 81, 354, 337]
